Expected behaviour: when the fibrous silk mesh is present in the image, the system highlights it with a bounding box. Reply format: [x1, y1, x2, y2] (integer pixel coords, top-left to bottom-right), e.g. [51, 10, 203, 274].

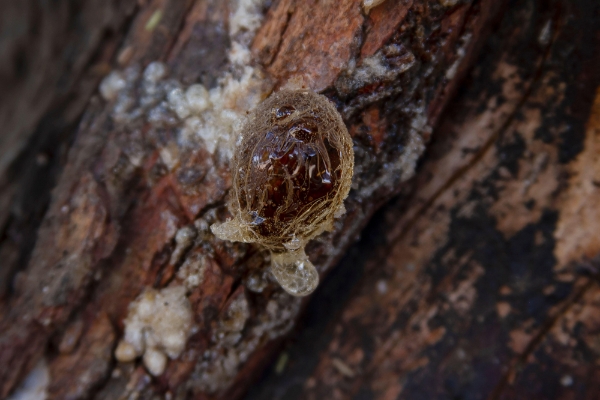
[211, 89, 354, 296]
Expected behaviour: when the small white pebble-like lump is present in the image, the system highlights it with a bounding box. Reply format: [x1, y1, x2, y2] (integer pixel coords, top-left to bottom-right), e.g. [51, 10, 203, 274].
[186, 84, 211, 113]
[167, 88, 191, 119]
[143, 61, 167, 82]
[114, 341, 137, 363]
[169, 226, 197, 266]
[99, 71, 126, 101]
[143, 348, 168, 377]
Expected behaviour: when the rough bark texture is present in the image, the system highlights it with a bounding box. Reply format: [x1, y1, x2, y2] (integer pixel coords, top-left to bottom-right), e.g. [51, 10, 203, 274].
[247, 0, 600, 399]
[0, 0, 599, 399]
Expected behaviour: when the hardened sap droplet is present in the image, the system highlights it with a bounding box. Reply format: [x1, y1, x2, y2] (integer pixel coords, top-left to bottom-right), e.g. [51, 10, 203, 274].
[270, 250, 319, 296]
[210, 89, 354, 296]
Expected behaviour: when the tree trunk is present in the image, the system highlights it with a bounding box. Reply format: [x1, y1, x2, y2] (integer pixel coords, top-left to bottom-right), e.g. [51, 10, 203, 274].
[1, 0, 599, 399]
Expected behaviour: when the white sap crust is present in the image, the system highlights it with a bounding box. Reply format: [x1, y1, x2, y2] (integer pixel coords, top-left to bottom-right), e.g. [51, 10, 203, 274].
[190, 292, 300, 393]
[445, 32, 472, 80]
[98, 2, 272, 164]
[97, 0, 313, 391]
[229, 0, 265, 37]
[176, 252, 208, 289]
[336, 49, 416, 96]
[115, 286, 193, 376]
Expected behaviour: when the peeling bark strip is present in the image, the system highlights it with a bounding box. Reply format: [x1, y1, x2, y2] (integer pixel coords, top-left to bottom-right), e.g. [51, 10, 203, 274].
[244, 0, 600, 399]
[0, 0, 552, 398]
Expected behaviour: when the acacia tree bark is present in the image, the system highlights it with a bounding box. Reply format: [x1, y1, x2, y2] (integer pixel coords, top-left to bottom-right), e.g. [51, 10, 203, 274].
[247, 1, 600, 399]
[0, 0, 598, 400]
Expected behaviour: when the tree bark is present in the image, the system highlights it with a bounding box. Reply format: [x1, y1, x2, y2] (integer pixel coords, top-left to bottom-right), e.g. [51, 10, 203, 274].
[1, 0, 598, 399]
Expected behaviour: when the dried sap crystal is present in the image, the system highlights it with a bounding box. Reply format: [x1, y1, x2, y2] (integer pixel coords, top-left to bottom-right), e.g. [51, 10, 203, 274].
[211, 89, 354, 296]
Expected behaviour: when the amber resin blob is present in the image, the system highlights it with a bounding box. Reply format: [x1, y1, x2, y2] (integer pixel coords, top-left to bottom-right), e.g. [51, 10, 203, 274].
[211, 89, 354, 296]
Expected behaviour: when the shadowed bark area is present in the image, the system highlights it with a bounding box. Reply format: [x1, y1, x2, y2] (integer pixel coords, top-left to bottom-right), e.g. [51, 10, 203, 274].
[0, 0, 598, 399]
[246, 0, 600, 399]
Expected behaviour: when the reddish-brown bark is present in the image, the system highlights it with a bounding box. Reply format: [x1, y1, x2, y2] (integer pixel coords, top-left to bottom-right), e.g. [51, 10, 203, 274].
[1, 0, 598, 399]
[246, 1, 600, 399]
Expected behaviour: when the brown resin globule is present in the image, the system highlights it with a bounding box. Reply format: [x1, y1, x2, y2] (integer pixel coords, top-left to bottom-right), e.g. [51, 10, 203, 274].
[211, 89, 354, 296]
